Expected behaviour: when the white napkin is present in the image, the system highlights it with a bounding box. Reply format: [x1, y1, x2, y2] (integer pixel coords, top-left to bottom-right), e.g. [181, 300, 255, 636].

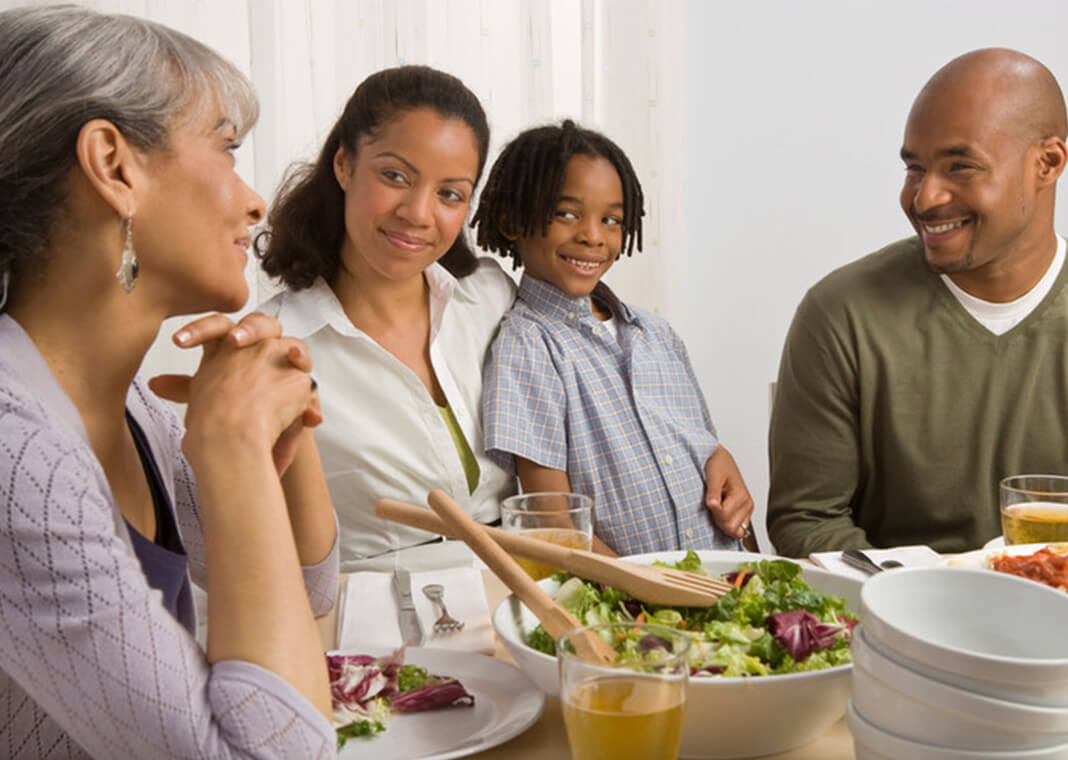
[809, 545, 943, 581]
[336, 567, 495, 654]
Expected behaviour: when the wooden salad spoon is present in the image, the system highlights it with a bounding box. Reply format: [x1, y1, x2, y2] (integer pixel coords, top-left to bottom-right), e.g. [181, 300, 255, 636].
[423, 489, 616, 665]
[376, 497, 733, 606]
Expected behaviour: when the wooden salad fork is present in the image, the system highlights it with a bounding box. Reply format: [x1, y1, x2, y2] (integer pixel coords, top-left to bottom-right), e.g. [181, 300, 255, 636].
[375, 497, 735, 607]
[421, 489, 617, 665]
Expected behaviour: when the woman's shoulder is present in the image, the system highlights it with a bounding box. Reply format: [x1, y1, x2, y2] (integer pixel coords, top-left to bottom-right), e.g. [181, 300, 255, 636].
[453, 256, 517, 316]
[252, 278, 335, 339]
[127, 377, 186, 460]
[0, 366, 114, 530]
[256, 288, 285, 318]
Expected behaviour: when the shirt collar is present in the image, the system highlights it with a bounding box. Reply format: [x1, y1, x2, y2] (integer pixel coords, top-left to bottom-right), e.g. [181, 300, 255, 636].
[274, 261, 461, 339]
[516, 273, 637, 325]
[0, 314, 91, 446]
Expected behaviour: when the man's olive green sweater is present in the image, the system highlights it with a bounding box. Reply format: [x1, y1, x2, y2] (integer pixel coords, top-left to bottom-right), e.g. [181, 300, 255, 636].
[768, 236, 1068, 556]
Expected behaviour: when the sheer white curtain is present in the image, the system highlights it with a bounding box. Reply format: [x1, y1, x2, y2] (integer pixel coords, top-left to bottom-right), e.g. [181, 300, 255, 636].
[4, 0, 685, 378]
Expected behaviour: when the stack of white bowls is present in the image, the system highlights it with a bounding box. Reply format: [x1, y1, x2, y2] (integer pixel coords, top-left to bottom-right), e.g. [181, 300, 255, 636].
[850, 567, 1068, 759]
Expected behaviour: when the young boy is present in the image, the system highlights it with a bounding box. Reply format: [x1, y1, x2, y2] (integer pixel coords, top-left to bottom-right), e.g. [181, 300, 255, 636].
[473, 120, 753, 556]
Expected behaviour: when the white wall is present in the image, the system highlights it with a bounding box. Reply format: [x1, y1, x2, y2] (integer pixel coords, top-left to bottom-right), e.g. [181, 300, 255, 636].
[678, 0, 1068, 551]
[12, 0, 1068, 552]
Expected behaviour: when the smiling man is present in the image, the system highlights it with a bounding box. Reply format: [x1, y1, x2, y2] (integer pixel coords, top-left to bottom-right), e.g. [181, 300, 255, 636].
[767, 49, 1068, 556]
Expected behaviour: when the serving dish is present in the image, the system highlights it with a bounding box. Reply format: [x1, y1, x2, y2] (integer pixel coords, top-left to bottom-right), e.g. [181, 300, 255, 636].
[847, 701, 1068, 760]
[860, 567, 1068, 707]
[852, 625, 1068, 750]
[491, 550, 862, 760]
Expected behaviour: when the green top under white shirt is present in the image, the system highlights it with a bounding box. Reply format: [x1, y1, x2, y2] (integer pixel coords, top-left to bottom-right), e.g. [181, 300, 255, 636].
[439, 404, 480, 495]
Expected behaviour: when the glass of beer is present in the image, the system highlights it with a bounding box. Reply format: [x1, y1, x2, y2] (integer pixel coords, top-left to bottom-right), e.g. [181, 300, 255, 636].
[1000, 474, 1068, 545]
[558, 623, 690, 760]
[500, 492, 593, 580]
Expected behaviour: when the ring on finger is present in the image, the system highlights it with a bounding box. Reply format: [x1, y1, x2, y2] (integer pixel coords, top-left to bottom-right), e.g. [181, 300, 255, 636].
[740, 523, 752, 539]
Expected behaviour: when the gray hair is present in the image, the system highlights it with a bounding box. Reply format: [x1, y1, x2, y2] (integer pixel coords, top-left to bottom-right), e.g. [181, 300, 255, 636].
[0, 4, 258, 287]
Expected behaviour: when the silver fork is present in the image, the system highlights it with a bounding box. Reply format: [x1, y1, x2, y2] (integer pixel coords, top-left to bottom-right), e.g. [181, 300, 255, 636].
[422, 584, 465, 633]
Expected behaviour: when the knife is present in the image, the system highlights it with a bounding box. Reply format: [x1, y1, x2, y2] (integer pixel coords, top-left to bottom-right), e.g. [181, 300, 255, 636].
[393, 568, 424, 646]
[840, 549, 885, 575]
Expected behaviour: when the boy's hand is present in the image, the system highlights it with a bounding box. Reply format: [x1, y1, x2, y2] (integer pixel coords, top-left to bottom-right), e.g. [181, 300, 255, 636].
[704, 445, 755, 545]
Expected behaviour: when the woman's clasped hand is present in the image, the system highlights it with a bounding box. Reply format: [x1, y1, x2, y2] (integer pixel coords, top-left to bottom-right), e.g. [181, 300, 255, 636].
[149, 311, 323, 475]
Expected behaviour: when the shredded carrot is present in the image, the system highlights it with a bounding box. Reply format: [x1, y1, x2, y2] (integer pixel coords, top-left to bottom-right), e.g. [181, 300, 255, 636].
[733, 570, 748, 589]
[636, 612, 646, 624]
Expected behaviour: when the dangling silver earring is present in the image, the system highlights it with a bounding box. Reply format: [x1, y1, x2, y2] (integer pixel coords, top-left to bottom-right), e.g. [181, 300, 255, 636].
[116, 215, 138, 293]
[0, 268, 9, 311]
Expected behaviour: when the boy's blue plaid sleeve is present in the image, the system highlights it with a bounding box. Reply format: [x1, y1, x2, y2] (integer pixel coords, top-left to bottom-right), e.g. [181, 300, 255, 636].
[481, 324, 568, 474]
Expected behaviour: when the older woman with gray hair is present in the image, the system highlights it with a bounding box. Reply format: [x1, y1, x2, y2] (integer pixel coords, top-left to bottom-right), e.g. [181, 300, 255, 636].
[0, 5, 338, 758]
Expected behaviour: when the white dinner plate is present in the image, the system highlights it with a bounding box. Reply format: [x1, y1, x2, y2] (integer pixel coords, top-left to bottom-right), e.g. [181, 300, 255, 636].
[335, 647, 546, 760]
[943, 541, 1068, 573]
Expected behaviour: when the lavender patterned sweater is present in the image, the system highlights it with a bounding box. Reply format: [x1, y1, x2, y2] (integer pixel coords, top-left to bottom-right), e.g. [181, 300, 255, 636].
[0, 316, 339, 759]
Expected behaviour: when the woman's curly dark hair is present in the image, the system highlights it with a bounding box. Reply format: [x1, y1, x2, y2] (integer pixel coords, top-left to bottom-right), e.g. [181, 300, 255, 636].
[471, 119, 644, 270]
[255, 65, 490, 288]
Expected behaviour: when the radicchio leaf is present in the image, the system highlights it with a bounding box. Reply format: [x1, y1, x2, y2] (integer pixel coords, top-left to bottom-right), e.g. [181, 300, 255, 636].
[390, 678, 475, 712]
[690, 664, 724, 676]
[767, 609, 851, 661]
[837, 614, 859, 635]
[622, 599, 643, 617]
[724, 571, 754, 587]
[639, 633, 672, 656]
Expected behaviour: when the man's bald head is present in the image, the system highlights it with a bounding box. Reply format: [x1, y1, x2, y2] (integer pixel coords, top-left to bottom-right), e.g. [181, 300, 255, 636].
[913, 48, 1066, 145]
[900, 48, 1068, 300]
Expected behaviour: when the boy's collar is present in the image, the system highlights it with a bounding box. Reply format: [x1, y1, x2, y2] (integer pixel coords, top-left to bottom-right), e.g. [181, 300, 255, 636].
[517, 273, 636, 324]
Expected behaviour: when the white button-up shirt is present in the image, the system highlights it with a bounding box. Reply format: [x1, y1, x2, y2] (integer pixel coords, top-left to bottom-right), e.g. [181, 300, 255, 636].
[260, 258, 517, 569]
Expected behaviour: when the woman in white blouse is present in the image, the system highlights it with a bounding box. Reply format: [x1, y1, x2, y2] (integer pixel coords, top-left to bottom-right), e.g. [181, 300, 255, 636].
[257, 66, 516, 571]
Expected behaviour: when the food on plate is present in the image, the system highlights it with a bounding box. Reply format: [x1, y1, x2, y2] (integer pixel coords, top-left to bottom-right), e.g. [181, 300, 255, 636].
[327, 649, 475, 747]
[990, 544, 1068, 591]
[526, 553, 858, 676]
[1001, 503, 1068, 545]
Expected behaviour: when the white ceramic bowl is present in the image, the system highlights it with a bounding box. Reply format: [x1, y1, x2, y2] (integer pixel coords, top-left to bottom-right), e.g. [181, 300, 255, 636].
[491, 550, 862, 760]
[861, 567, 1068, 706]
[852, 625, 1068, 750]
[847, 701, 1068, 760]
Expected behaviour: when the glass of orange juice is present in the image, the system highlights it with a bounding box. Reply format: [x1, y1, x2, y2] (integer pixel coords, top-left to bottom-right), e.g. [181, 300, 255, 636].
[500, 492, 593, 580]
[558, 623, 690, 760]
[1000, 475, 1068, 545]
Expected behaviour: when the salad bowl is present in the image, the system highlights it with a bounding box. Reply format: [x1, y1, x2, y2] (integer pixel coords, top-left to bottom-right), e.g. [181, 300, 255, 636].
[491, 550, 863, 760]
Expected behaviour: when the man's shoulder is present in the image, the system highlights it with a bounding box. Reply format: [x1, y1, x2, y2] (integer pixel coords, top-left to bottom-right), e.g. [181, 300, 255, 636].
[814, 236, 925, 293]
[800, 237, 933, 316]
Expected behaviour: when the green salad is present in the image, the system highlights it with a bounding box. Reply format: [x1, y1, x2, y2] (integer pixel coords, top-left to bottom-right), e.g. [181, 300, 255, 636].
[527, 553, 858, 676]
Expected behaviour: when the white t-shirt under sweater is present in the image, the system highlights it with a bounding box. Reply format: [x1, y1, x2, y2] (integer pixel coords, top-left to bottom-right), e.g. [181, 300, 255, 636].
[260, 258, 517, 571]
[941, 236, 1066, 335]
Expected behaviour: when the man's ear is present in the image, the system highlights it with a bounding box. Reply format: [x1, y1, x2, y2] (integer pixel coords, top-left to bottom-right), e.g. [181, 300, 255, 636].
[333, 146, 353, 190]
[74, 119, 139, 217]
[1036, 136, 1067, 186]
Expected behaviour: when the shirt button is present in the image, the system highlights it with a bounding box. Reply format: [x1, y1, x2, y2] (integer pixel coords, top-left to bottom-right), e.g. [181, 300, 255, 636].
[664, 455, 674, 466]
[685, 528, 694, 539]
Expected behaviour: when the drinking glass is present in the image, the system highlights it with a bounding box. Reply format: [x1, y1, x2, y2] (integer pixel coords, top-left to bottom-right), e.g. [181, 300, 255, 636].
[500, 492, 593, 580]
[558, 623, 690, 760]
[999, 474, 1068, 545]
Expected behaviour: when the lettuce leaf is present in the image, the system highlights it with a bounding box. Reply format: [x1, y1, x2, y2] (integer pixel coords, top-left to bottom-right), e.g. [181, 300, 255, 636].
[336, 719, 385, 749]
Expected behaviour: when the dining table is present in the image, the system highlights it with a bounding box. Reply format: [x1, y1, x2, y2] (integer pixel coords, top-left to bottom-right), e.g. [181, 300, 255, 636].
[316, 569, 856, 760]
